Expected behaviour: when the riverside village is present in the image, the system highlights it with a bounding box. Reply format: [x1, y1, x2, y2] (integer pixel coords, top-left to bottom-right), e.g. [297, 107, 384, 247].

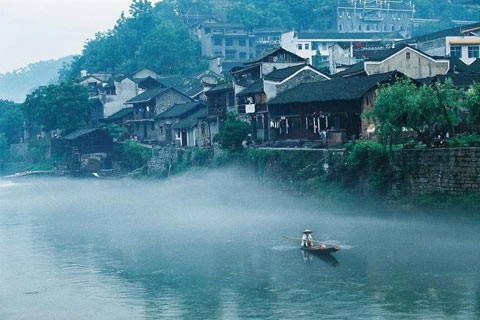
[2, 0, 480, 207]
[2, 1, 480, 319]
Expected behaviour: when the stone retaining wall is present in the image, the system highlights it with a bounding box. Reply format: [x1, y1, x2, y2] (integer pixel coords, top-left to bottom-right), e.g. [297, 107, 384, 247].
[393, 148, 480, 196]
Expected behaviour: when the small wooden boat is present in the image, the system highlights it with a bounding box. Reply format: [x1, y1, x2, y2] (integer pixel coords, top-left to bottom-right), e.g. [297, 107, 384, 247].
[283, 235, 340, 254]
[301, 244, 340, 254]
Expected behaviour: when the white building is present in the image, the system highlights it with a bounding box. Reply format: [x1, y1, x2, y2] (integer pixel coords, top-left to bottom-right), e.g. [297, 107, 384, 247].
[281, 30, 405, 74]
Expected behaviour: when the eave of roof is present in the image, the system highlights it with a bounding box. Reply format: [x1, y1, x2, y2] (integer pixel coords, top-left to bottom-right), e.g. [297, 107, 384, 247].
[63, 128, 99, 140]
[125, 87, 170, 104]
[237, 79, 264, 97]
[269, 72, 398, 105]
[205, 82, 233, 94]
[156, 101, 205, 119]
[410, 22, 480, 43]
[107, 107, 133, 120]
[172, 108, 208, 130]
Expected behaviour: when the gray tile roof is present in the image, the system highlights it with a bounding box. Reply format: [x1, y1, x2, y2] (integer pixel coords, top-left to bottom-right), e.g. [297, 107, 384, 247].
[63, 128, 99, 140]
[263, 64, 306, 81]
[172, 108, 208, 130]
[156, 101, 205, 119]
[409, 22, 480, 43]
[236, 79, 264, 97]
[269, 72, 398, 105]
[107, 107, 133, 120]
[125, 87, 170, 104]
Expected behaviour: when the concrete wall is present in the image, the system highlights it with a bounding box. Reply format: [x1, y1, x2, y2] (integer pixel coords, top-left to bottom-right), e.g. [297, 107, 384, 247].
[365, 47, 449, 79]
[392, 148, 480, 196]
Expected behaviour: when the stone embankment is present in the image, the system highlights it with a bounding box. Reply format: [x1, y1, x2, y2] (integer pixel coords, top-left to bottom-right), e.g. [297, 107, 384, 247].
[392, 148, 480, 196]
[146, 146, 480, 197]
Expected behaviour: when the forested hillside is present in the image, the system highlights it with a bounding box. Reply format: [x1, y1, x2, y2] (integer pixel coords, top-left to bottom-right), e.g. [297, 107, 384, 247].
[57, 0, 480, 81]
[0, 56, 72, 103]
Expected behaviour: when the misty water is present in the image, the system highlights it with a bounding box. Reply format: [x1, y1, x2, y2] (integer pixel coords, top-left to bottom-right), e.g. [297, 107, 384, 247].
[0, 169, 479, 319]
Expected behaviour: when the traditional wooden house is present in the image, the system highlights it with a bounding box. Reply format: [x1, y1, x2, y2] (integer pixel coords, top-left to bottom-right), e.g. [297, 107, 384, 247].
[237, 64, 330, 141]
[266, 71, 400, 146]
[103, 107, 133, 141]
[204, 82, 235, 138]
[62, 128, 114, 174]
[155, 101, 206, 146]
[231, 47, 306, 107]
[125, 87, 193, 144]
[62, 128, 113, 154]
[172, 108, 209, 147]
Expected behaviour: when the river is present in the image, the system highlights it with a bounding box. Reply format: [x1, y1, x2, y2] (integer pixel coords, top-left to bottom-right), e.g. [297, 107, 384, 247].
[0, 169, 479, 319]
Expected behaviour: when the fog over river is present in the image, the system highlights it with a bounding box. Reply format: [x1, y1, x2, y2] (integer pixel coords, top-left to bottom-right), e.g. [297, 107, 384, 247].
[0, 169, 479, 319]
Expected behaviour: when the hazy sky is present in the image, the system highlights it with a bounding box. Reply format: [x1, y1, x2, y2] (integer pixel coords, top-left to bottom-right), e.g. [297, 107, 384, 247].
[0, 0, 135, 74]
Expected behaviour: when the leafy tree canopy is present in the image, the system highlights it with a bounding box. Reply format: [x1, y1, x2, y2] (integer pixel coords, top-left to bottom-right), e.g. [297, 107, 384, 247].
[23, 82, 92, 135]
[61, 0, 203, 80]
[213, 112, 251, 150]
[0, 99, 24, 145]
[463, 81, 480, 133]
[368, 77, 461, 148]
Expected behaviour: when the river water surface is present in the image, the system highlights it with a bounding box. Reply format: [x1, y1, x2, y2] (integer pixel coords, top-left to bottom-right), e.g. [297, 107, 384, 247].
[0, 169, 479, 319]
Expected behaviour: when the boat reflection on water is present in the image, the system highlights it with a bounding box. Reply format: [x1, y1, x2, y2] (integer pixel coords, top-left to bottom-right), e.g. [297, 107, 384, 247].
[302, 250, 340, 267]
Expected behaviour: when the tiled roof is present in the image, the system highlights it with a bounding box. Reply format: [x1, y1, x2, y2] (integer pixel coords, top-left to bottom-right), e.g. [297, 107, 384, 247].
[125, 87, 190, 104]
[172, 108, 208, 130]
[245, 47, 305, 64]
[333, 61, 366, 78]
[237, 79, 264, 97]
[205, 82, 233, 95]
[467, 58, 480, 73]
[409, 22, 480, 43]
[263, 64, 306, 81]
[434, 73, 480, 88]
[184, 83, 204, 97]
[63, 128, 99, 140]
[269, 72, 398, 105]
[156, 101, 205, 119]
[107, 107, 133, 120]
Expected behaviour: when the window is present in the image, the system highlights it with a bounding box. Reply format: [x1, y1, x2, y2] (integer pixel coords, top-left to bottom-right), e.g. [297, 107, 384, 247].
[213, 38, 222, 46]
[450, 46, 462, 58]
[239, 52, 247, 59]
[305, 43, 310, 50]
[225, 39, 233, 46]
[468, 46, 479, 58]
[297, 44, 303, 50]
[238, 39, 246, 47]
[406, 52, 411, 60]
[225, 49, 236, 59]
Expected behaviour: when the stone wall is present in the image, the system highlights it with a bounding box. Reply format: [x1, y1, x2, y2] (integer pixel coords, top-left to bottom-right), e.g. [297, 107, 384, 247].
[392, 148, 480, 196]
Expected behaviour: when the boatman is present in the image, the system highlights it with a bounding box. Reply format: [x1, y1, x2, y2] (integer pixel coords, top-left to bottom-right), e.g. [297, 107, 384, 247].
[301, 229, 314, 248]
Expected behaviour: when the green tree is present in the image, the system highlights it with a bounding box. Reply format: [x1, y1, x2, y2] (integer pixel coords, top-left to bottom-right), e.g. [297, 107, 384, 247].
[369, 78, 461, 148]
[60, 0, 203, 80]
[120, 140, 151, 169]
[23, 82, 91, 135]
[0, 133, 8, 160]
[0, 99, 24, 144]
[213, 112, 251, 151]
[100, 123, 128, 140]
[463, 81, 480, 133]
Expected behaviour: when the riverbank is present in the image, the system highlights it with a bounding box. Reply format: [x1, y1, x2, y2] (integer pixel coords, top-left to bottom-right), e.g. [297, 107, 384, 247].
[2, 143, 479, 213]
